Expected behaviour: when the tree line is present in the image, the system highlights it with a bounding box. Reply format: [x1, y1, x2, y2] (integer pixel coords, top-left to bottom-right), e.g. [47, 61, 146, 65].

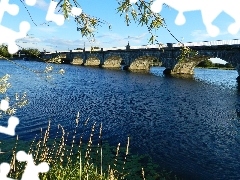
[0, 45, 41, 59]
[197, 59, 234, 69]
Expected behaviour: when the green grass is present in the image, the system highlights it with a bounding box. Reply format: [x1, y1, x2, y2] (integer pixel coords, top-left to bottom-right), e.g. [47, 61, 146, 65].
[0, 117, 179, 180]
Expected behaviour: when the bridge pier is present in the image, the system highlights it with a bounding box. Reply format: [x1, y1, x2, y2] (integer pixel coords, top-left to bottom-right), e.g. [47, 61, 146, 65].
[224, 59, 240, 82]
[236, 76, 240, 82]
[235, 65, 240, 82]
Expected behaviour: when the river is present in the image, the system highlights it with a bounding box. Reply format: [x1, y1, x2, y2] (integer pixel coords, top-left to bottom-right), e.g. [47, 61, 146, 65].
[0, 60, 239, 179]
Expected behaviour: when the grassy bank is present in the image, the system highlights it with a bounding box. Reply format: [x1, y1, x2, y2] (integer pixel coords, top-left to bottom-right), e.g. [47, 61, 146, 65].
[0, 119, 179, 180]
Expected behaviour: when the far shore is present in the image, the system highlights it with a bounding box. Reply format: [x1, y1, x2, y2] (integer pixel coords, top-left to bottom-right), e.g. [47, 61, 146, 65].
[196, 67, 235, 70]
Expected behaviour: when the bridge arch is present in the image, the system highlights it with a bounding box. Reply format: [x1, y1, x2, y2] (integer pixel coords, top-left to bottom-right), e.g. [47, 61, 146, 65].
[85, 55, 101, 66]
[71, 55, 84, 65]
[170, 55, 211, 74]
[187, 49, 240, 77]
[216, 52, 239, 68]
[129, 55, 161, 70]
[169, 54, 236, 75]
[102, 55, 122, 68]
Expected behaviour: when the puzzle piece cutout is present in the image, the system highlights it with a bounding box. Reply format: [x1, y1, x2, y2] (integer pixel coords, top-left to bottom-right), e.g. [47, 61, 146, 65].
[130, 0, 138, 3]
[0, 151, 49, 179]
[46, 0, 82, 26]
[0, 0, 31, 54]
[0, 116, 19, 136]
[70, 7, 82, 17]
[0, 0, 82, 54]
[24, 0, 37, 6]
[0, 99, 19, 136]
[0, 162, 15, 180]
[0, 21, 30, 54]
[0, 99, 9, 111]
[131, 0, 240, 37]
[0, 0, 19, 23]
[16, 151, 49, 180]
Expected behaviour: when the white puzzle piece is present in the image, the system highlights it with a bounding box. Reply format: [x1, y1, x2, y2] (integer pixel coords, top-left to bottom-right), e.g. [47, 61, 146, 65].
[16, 151, 49, 180]
[24, 0, 37, 6]
[0, 22, 30, 54]
[45, 0, 65, 26]
[0, 99, 19, 136]
[0, 163, 15, 180]
[0, 0, 30, 54]
[46, 0, 82, 25]
[0, 116, 19, 136]
[71, 7, 82, 16]
[0, 99, 9, 111]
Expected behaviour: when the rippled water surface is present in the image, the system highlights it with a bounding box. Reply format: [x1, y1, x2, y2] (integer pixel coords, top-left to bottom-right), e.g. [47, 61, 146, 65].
[1, 60, 240, 179]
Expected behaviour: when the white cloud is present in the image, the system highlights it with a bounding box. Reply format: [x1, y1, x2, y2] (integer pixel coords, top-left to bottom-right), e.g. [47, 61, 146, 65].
[20, 36, 41, 43]
[35, 0, 49, 10]
[39, 32, 147, 51]
[95, 32, 148, 47]
[14, 30, 148, 51]
[42, 38, 85, 51]
[190, 30, 211, 41]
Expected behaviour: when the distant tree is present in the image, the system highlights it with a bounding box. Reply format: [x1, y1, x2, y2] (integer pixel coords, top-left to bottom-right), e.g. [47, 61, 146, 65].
[225, 63, 234, 68]
[21, 48, 40, 58]
[0, 45, 12, 58]
[218, 63, 225, 68]
[213, 63, 225, 68]
[197, 59, 213, 68]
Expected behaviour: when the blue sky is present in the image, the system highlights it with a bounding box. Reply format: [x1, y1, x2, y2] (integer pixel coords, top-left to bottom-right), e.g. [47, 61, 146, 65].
[3, 0, 240, 63]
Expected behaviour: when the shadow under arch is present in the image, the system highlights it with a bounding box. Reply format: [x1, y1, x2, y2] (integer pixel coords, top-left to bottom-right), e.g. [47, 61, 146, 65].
[85, 55, 101, 66]
[129, 55, 162, 71]
[102, 55, 122, 69]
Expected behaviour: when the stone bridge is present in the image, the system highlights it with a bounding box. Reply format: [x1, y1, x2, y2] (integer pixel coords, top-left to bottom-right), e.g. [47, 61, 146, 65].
[68, 48, 176, 70]
[42, 40, 240, 80]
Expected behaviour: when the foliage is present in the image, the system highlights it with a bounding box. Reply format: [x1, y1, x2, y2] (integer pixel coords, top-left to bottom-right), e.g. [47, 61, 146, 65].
[116, 0, 193, 59]
[57, 0, 164, 44]
[197, 60, 235, 69]
[225, 63, 234, 68]
[20, 48, 41, 58]
[177, 45, 199, 62]
[0, 45, 12, 58]
[0, 74, 28, 117]
[117, 0, 165, 45]
[197, 59, 213, 68]
[56, 0, 111, 40]
[213, 63, 233, 69]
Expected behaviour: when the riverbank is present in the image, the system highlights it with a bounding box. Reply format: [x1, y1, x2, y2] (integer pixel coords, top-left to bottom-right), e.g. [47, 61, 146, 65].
[196, 67, 235, 70]
[0, 127, 179, 180]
